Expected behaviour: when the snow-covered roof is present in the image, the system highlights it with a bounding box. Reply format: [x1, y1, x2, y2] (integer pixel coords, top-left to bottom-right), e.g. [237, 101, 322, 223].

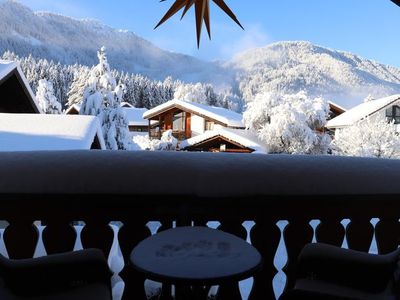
[0, 113, 105, 151]
[124, 107, 148, 126]
[180, 127, 266, 154]
[65, 104, 81, 114]
[120, 102, 134, 108]
[0, 60, 42, 113]
[143, 99, 245, 128]
[326, 94, 400, 129]
[328, 101, 347, 113]
[0, 60, 17, 81]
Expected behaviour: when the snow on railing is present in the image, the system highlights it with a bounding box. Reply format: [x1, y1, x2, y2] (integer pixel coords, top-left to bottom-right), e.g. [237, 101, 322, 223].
[1, 151, 400, 299]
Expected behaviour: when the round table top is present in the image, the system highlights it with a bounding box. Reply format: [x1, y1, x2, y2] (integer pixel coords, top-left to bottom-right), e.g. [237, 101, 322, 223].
[130, 226, 262, 284]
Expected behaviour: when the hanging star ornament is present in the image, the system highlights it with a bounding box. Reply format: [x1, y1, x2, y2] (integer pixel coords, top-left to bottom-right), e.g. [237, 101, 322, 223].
[392, 0, 400, 6]
[155, 0, 244, 48]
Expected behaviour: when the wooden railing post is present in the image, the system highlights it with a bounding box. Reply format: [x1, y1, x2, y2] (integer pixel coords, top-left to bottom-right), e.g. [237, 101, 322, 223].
[249, 219, 281, 300]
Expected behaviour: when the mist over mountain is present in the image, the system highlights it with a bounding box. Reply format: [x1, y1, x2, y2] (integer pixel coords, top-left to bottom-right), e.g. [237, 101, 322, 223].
[2, 0, 400, 108]
[227, 41, 400, 107]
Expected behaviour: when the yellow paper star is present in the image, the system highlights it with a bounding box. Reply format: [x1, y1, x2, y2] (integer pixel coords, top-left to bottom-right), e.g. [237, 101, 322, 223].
[155, 0, 244, 48]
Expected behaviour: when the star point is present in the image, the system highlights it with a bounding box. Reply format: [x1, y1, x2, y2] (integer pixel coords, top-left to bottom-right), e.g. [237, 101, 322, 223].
[156, 0, 244, 48]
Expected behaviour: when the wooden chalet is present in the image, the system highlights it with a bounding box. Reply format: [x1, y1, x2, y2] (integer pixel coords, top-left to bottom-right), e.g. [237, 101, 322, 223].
[180, 127, 266, 154]
[327, 94, 400, 131]
[0, 60, 41, 113]
[65, 104, 81, 115]
[124, 107, 149, 132]
[121, 102, 134, 108]
[143, 99, 245, 141]
[328, 101, 346, 120]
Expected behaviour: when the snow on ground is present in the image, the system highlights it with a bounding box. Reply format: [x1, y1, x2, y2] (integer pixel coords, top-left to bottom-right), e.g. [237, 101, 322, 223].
[131, 132, 154, 151]
[0, 113, 105, 151]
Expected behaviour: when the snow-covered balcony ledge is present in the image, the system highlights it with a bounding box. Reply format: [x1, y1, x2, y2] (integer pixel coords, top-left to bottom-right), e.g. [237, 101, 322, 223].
[1, 151, 400, 300]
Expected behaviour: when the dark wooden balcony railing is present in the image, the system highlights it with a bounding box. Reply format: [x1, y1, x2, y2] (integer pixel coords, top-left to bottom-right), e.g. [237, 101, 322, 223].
[1, 151, 400, 300]
[149, 129, 187, 140]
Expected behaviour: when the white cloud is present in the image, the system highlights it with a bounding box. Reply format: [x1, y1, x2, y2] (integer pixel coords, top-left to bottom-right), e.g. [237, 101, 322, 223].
[219, 23, 271, 58]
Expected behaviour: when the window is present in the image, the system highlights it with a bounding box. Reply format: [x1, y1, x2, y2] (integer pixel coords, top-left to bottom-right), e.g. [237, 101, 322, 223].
[205, 120, 214, 131]
[386, 105, 400, 124]
[173, 112, 185, 131]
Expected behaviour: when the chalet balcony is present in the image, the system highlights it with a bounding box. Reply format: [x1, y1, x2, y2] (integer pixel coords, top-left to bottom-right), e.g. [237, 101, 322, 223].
[149, 128, 188, 141]
[1, 151, 400, 300]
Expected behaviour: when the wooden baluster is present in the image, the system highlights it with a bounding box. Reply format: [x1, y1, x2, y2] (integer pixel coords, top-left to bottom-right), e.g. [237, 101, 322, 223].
[375, 218, 400, 254]
[81, 218, 114, 255]
[42, 219, 76, 254]
[282, 219, 313, 291]
[248, 220, 281, 300]
[119, 219, 151, 300]
[315, 218, 345, 247]
[346, 218, 374, 252]
[216, 221, 247, 300]
[4, 220, 38, 259]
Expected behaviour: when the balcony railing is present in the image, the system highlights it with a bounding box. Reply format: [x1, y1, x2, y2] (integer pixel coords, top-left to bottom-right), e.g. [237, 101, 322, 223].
[149, 129, 188, 140]
[1, 151, 400, 299]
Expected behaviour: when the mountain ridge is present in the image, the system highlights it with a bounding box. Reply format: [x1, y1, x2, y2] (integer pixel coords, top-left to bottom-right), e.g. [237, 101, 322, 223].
[0, 0, 230, 86]
[228, 41, 400, 107]
[2, 1, 400, 107]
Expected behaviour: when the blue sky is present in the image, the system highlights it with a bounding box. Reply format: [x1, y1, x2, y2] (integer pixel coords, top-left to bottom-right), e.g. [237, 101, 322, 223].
[18, 0, 400, 67]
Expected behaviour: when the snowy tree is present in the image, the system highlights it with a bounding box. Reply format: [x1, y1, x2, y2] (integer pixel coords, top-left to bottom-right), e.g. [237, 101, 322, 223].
[80, 88, 103, 116]
[2, 49, 239, 112]
[220, 89, 244, 112]
[67, 67, 91, 107]
[157, 130, 178, 151]
[174, 83, 208, 104]
[332, 116, 400, 159]
[80, 47, 130, 150]
[36, 79, 62, 114]
[244, 90, 331, 154]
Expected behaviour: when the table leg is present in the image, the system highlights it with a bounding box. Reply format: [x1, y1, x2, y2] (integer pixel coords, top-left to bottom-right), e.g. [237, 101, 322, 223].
[175, 285, 192, 300]
[175, 285, 210, 300]
[216, 281, 242, 300]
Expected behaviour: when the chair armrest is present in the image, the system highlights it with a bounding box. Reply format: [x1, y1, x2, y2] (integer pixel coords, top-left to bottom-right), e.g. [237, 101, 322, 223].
[296, 243, 400, 292]
[2, 249, 112, 296]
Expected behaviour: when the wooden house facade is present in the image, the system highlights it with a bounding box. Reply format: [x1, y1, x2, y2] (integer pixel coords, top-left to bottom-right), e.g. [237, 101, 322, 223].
[143, 99, 245, 141]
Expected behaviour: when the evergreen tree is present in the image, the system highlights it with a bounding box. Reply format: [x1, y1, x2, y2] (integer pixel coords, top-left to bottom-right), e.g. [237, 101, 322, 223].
[36, 79, 62, 114]
[80, 47, 130, 150]
[67, 67, 91, 107]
